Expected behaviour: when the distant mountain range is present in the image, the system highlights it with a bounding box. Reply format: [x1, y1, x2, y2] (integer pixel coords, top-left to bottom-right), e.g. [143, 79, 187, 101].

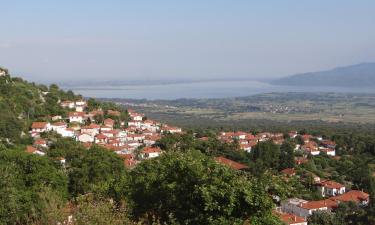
[271, 62, 375, 87]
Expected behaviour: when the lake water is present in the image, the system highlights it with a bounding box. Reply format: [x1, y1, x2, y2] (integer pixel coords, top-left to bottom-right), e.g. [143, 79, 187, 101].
[64, 80, 375, 100]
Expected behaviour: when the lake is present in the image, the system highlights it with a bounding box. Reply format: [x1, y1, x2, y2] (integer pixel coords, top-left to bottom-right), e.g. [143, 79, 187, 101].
[64, 80, 375, 100]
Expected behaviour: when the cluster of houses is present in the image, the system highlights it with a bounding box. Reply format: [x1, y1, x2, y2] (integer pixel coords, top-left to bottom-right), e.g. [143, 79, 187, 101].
[25, 99, 371, 225]
[27, 100, 182, 167]
[214, 130, 369, 225]
[217, 131, 336, 157]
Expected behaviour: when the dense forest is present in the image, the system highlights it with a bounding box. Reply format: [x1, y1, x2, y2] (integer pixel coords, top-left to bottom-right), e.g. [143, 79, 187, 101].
[1, 68, 375, 225]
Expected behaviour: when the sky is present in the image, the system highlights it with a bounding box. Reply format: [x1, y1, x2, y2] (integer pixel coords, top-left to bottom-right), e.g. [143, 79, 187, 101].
[1, 0, 375, 84]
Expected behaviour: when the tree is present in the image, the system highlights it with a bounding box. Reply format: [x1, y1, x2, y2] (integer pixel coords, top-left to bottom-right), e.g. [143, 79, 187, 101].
[308, 211, 336, 225]
[279, 140, 295, 170]
[0, 150, 68, 224]
[127, 150, 281, 225]
[68, 145, 128, 201]
[250, 140, 280, 171]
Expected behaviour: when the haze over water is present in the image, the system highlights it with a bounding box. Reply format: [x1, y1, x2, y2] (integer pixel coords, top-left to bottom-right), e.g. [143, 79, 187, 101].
[65, 80, 375, 100]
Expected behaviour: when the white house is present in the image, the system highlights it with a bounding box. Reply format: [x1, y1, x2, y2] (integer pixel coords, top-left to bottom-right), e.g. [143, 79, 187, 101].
[69, 112, 85, 123]
[51, 122, 67, 131]
[77, 133, 94, 143]
[56, 128, 75, 138]
[317, 180, 345, 197]
[81, 124, 101, 136]
[61, 101, 75, 109]
[281, 198, 336, 219]
[140, 147, 162, 159]
[31, 122, 51, 133]
[26, 146, 45, 156]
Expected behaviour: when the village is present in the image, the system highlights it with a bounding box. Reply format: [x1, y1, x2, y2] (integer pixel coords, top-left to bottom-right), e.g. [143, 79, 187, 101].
[26, 99, 370, 225]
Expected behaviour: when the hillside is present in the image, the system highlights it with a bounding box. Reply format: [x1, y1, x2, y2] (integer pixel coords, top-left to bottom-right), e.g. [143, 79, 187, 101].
[271, 62, 375, 87]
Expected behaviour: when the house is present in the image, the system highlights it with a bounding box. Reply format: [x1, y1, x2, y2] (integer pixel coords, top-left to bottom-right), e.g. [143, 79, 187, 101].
[140, 146, 162, 159]
[317, 180, 346, 197]
[321, 140, 336, 149]
[75, 100, 86, 107]
[100, 125, 112, 132]
[319, 147, 336, 156]
[95, 133, 108, 144]
[302, 142, 319, 155]
[56, 128, 75, 137]
[104, 118, 115, 127]
[233, 132, 247, 140]
[330, 190, 370, 206]
[51, 122, 67, 131]
[31, 122, 50, 133]
[281, 198, 336, 218]
[34, 139, 48, 148]
[25, 145, 45, 156]
[77, 133, 94, 143]
[68, 112, 85, 123]
[51, 115, 62, 121]
[144, 135, 161, 146]
[61, 100, 75, 109]
[129, 112, 143, 121]
[128, 120, 142, 127]
[276, 212, 307, 225]
[75, 105, 85, 112]
[161, 125, 182, 134]
[281, 168, 296, 177]
[289, 131, 298, 138]
[214, 156, 249, 170]
[81, 124, 101, 136]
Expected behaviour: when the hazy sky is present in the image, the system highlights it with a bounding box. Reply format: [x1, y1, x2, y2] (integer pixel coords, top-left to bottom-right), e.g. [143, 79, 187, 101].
[1, 0, 375, 83]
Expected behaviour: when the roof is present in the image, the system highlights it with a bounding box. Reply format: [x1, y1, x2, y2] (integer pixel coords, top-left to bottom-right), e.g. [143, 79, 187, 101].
[26, 145, 37, 153]
[276, 213, 306, 225]
[319, 179, 345, 189]
[104, 118, 115, 125]
[68, 111, 85, 117]
[95, 133, 108, 139]
[34, 139, 47, 145]
[82, 123, 101, 129]
[300, 199, 337, 210]
[142, 146, 162, 154]
[214, 156, 249, 170]
[330, 190, 369, 203]
[281, 168, 296, 176]
[51, 122, 66, 126]
[31, 122, 48, 129]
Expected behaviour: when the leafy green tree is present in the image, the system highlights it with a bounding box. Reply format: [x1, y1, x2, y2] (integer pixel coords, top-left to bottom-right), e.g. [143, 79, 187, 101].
[250, 140, 280, 171]
[279, 140, 295, 170]
[127, 150, 281, 225]
[0, 150, 68, 224]
[68, 145, 128, 201]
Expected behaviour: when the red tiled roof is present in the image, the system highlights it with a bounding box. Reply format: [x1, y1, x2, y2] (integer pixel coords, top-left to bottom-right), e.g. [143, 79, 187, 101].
[142, 146, 161, 154]
[68, 111, 85, 117]
[52, 122, 66, 126]
[281, 168, 296, 176]
[26, 145, 37, 153]
[95, 134, 108, 139]
[214, 156, 249, 170]
[319, 180, 345, 189]
[31, 122, 48, 129]
[300, 199, 338, 210]
[276, 212, 306, 225]
[330, 190, 369, 203]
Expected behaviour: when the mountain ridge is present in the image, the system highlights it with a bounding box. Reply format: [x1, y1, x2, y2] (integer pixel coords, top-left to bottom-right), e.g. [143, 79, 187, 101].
[270, 62, 375, 87]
